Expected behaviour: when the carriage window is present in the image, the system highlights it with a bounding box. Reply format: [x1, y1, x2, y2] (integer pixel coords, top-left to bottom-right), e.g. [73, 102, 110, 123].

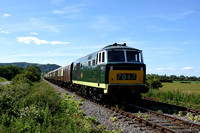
[92, 59, 95, 66]
[88, 61, 91, 67]
[96, 54, 98, 64]
[126, 51, 141, 62]
[102, 52, 105, 62]
[99, 53, 101, 62]
[108, 51, 125, 62]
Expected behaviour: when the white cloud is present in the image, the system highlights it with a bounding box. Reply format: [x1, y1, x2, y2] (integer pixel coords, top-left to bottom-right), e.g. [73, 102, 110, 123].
[146, 25, 181, 32]
[16, 36, 70, 45]
[0, 28, 9, 34]
[182, 67, 193, 70]
[90, 16, 120, 31]
[182, 41, 195, 45]
[151, 10, 195, 21]
[0, 30, 9, 34]
[52, 4, 85, 14]
[156, 68, 175, 71]
[3, 13, 11, 17]
[30, 32, 38, 35]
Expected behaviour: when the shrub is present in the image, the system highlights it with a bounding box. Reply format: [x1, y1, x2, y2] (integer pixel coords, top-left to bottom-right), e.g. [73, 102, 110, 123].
[0, 77, 7, 82]
[12, 74, 32, 85]
[23, 66, 41, 82]
[146, 74, 163, 89]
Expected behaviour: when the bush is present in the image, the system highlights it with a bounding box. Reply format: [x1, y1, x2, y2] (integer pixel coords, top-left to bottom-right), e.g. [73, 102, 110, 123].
[0, 77, 7, 82]
[146, 74, 163, 89]
[23, 66, 41, 82]
[12, 74, 32, 85]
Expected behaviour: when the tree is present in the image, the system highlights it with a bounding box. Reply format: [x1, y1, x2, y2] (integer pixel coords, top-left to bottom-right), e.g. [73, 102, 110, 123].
[23, 65, 41, 82]
[0, 65, 23, 80]
[146, 74, 163, 90]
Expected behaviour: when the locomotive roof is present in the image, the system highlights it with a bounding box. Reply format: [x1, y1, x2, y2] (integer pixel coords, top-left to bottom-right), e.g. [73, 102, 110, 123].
[73, 43, 142, 63]
[100, 43, 141, 51]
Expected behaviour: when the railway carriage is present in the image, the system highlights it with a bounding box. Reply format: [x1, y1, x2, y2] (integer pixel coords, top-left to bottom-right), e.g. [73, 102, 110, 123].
[44, 43, 148, 100]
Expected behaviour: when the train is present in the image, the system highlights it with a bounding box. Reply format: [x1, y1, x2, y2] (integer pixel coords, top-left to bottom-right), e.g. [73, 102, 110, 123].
[44, 43, 149, 100]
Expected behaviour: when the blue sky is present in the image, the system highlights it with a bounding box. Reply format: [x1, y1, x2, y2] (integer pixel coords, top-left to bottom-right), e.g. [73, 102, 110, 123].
[0, 0, 200, 76]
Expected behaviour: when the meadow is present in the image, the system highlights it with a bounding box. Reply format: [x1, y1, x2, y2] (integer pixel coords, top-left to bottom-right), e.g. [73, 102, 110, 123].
[143, 81, 200, 109]
[160, 81, 200, 94]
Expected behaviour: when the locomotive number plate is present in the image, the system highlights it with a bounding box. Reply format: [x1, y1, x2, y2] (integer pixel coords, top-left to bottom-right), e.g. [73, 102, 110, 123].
[117, 73, 136, 80]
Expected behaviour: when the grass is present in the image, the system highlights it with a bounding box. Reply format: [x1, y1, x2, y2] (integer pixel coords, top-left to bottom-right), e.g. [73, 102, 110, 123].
[0, 77, 7, 82]
[0, 80, 105, 132]
[143, 81, 200, 109]
[160, 82, 200, 94]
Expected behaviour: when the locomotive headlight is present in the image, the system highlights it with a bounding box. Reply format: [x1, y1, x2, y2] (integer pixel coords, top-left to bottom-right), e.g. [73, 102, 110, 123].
[141, 67, 143, 71]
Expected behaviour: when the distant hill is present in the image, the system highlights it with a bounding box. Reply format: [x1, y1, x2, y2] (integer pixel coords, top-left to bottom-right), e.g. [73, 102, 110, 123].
[0, 62, 61, 73]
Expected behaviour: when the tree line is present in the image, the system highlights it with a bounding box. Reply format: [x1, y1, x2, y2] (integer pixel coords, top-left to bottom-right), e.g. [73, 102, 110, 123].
[0, 65, 41, 82]
[147, 74, 200, 82]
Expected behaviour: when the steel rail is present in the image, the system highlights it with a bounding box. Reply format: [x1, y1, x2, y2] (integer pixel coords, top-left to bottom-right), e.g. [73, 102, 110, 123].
[132, 105, 200, 130]
[143, 96, 200, 114]
[103, 104, 176, 133]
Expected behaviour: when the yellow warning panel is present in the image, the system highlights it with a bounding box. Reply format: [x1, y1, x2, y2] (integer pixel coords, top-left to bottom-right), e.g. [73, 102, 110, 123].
[109, 70, 144, 84]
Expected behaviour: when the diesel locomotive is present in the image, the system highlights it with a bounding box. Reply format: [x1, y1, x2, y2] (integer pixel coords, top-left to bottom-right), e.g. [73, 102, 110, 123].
[44, 43, 148, 100]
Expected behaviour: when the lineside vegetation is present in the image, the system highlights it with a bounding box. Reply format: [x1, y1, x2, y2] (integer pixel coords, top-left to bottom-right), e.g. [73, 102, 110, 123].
[144, 74, 200, 109]
[0, 65, 105, 132]
[0, 77, 7, 82]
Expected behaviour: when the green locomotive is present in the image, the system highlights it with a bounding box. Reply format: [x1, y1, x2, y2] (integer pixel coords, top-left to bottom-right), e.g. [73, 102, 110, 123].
[44, 43, 148, 100]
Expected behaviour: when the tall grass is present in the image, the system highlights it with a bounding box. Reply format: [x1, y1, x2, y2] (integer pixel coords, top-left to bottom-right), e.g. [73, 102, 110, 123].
[143, 89, 200, 109]
[0, 80, 104, 132]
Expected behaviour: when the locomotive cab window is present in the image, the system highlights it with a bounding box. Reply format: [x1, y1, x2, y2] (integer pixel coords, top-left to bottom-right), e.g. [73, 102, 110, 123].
[126, 51, 142, 62]
[108, 51, 125, 62]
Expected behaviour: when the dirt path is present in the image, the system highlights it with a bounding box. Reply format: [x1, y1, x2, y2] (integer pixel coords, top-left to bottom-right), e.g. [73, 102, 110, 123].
[0, 81, 10, 86]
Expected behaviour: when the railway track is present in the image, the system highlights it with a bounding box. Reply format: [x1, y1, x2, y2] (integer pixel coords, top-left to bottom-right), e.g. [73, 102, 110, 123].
[97, 99, 200, 133]
[44, 79, 200, 132]
[143, 96, 200, 114]
[102, 104, 200, 133]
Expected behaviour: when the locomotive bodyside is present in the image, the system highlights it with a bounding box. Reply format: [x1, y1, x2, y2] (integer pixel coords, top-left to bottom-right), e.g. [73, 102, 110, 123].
[44, 43, 148, 99]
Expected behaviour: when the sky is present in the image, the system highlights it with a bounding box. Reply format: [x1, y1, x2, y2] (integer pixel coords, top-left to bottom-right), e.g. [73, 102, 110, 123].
[0, 0, 200, 77]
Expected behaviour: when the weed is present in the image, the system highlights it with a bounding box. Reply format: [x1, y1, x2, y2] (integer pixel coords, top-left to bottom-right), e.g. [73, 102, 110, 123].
[115, 105, 119, 109]
[116, 121, 120, 127]
[194, 115, 200, 122]
[138, 111, 142, 118]
[178, 111, 183, 116]
[144, 114, 148, 120]
[110, 117, 117, 122]
[158, 110, 163, 114]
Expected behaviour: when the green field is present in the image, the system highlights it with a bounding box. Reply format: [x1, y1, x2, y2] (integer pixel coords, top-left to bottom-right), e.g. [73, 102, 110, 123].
[160, 81, 200, 94]
[143, 81, 200, 109]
